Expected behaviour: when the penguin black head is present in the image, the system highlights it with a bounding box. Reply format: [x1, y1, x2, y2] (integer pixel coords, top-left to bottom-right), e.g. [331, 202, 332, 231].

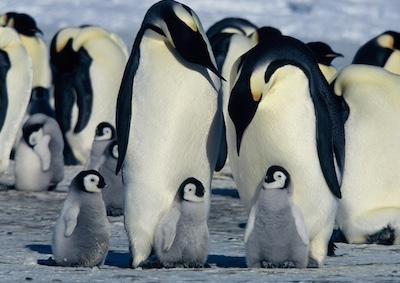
[377, 31, 400, 50]
[72, 170, 106, 193]
[252, 26, 282, 44]
[178, 177, 205, 202]
[143, 0, 223, 80]
[95, 122, 116, 141]
[263, 165, 290, 190]
[108, 140, 119, 160]
[1, 12, 42, 36]
[306, 41, 343, 66]
[22, 122, 44, 148]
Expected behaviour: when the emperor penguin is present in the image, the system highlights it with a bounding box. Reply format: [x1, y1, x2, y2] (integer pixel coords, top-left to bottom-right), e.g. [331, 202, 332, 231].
[206, 17, 257, 40]
[226, 34, 346, 266]
[14, 114, 64, 191]
[245, 166, 309, 268]
[352, 31, 400, 75]
[85, 122, 116, 169]
[98, 140, 124, 216]
[50, 25, 128, 165]
[115, 0, 224, 267]
[0, 12, 53, 117]
[334, 65, 400, 245]
[0, 27, 32, 174]
[306, 41, 343, 83]
[52, 170, 110, 267]
[154, 177, 209, 268]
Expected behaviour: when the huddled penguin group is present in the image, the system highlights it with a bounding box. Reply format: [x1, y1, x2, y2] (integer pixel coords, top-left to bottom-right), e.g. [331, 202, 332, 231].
[0, 0, 399, 271]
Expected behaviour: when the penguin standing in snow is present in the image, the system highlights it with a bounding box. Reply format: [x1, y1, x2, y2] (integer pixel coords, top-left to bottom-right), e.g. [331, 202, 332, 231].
[226, 34, 345, 267]
[50, 25, 128, 165]
[115, 0, 224, 267]
[245, 166, 308, 268]
[52, 170, 110, 267]
[307, 41, 343, 83]
[0, 27, 32, 174]
[352, 31, 400, 75]
[85, 122, 116, 169]
[14, 114, 64, 191]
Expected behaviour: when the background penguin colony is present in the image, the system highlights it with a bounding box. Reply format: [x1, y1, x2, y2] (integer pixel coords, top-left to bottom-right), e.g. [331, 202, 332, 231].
[0, 0, 399, 273]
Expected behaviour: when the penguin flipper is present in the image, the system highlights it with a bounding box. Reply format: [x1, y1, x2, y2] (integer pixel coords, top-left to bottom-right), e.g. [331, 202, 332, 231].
[63, 204, 80, 237]
[0, 50, 10, 132]
[215, 115, 227, 171]
[159, 206, 181, 252]
[54, 73, 76, 133]
[291, 204, 309, 245]
[73, 49, 93, 134]
[244, 204, 257, 243]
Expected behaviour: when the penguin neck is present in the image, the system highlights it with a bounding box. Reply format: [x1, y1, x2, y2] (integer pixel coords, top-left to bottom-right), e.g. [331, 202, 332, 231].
[180, 200, 207, 222]
[257, 189, 291, 212]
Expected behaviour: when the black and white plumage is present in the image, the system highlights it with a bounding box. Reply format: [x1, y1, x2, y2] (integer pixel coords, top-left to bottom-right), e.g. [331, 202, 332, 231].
[154, 177, 209, 268]
[353, 31, 400, 75]
[115, 0, 224, 267]
[15, 114, 64, 191]
[52, 170, 110, 267]
[0, 27, 32, 174]
[245, 166, 308, 268]
[206, 17, 257, 40]
[50, 25, 128, 165]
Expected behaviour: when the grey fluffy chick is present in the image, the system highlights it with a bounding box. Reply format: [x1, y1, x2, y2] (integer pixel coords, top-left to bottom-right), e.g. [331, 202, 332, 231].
[85, 122, 115, 169]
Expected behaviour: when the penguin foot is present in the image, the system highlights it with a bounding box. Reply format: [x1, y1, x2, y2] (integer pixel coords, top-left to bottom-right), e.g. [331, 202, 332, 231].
[307, 258, 319, 268]
[182, 262, 205, 268]
[106, 207, 124, 217]
[366, 225, 395, 245]
[139, 258, 162, 269]
[261, 261, 276, 268]
[279, 261, 295, 268]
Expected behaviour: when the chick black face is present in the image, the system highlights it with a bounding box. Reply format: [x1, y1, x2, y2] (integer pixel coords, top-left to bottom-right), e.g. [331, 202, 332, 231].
[263, 165, 290, 190]
[73, 170, 106, 193]
[178, 177, 205, 202]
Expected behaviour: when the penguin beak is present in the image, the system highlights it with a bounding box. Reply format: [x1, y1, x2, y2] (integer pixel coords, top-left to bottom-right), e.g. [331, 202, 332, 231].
[326, 52, 343, 58]
[34, 27, 43, 36]
[98, 177, 106, 189]
[33, 135, 51, 171]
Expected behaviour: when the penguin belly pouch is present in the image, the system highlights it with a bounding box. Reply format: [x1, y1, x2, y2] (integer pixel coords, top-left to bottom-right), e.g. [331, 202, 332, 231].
[245, 166, 309, 268]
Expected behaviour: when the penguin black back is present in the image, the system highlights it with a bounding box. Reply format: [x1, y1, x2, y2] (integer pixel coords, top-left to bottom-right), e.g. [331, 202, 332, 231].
[0, 49, 10, 132]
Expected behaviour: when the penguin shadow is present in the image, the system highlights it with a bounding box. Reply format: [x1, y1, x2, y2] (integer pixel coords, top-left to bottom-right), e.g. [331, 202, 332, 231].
[211, 188, 240, 199]
[26, 244, 130, 268]
[207, 255, 247, 268]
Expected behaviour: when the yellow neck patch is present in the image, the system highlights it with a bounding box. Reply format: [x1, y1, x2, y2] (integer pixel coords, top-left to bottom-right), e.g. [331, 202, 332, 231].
[173, 4, 198, 32]
[377, 34, 394, 49]
[250, 64, 266, 102]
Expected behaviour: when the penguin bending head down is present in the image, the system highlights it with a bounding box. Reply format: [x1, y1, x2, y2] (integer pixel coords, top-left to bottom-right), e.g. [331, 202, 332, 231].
[52, 170, 110, 267]
[115, 0, 224, 268]
[245, 166, 309, 268]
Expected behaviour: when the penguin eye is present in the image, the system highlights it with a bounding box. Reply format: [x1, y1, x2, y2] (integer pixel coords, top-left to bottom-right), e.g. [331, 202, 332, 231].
[104, 128, 110, 135]
[90, 178, 95, 182]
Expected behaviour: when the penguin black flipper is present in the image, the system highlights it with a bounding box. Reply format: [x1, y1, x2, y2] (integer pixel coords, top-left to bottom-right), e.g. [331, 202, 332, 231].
[53, 73, 75, 133]
[28, 87, 55, 117]
[0, 50, 10, 132]
[73, 48, 93, 134]
[215, 115, 227, 172]
[115, 29, 144, 174]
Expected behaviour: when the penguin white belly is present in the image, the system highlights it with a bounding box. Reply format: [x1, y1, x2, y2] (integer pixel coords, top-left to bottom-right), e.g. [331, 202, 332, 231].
[124, 34, 219, 266]
[336, 78, 400, 243]
[227, 65, 337, 240]
[14, 142, 51, 191]
[384, 50, 400, 75]
[67, 38, 126, 163]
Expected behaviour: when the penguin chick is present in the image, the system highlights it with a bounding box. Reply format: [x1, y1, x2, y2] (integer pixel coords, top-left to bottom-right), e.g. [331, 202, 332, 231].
[52, 170, 110, 267]
[245, 166, 309, 268]
[85, 122, 116, 169]
[98, 140, 124, 216]
[154, 177, 209, 268]
[15, 114, 64, 191]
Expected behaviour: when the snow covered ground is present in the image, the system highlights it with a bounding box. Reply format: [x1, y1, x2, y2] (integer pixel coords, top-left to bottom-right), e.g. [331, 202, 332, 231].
[0, 0, 400, 282]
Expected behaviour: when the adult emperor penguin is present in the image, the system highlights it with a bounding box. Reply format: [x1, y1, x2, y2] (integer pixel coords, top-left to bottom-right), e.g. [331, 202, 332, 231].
[0, 27, 32, 174]
[334, 65, 400, 245]
[15, 114, 64, 191]
[52, 170, 110, 267]
[307, 41, 343, 83]
[154, 177, 209, 268]
[206, 17, 257, 40]
[50, 25, 128, 165]
[115, 0, 224, 267]
[0, 12, 53, 117]
[352, 31, 400, 75]
[85, 122, 116, 169]
[98, 140, 124, 216]
[226, 34, 346, 266]
[245, 166, 308, 268]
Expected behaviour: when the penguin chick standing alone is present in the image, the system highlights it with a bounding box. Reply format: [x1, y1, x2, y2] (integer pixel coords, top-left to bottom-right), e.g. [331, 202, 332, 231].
[245, 166, 309, 268]
[53, 170, 110, 267]
[15, 114, 64, 191]
[154, 178, 209, 268]
[98, 140, 124, 216]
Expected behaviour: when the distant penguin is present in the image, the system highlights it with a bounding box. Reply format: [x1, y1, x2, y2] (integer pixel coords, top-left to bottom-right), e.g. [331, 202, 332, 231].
[115, 0, 224, 267]
[245, 166, 308, 268]
[50, 25, 128, 165]
[226, 34, 346, 266]
[52, 170, 110, 267]
[307, 41, 343, 83]
[0, 12, 54, 117]
[98, 140, 124, 216]
[334, 65, 400, 245]
[85, 122, 116, 169]
[353, 31, 400, 75]
[0, 27, 32, 174]
[15, 114, 64, 191]
[206, 17, 257, 40]
[154, 177, 209, 268]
